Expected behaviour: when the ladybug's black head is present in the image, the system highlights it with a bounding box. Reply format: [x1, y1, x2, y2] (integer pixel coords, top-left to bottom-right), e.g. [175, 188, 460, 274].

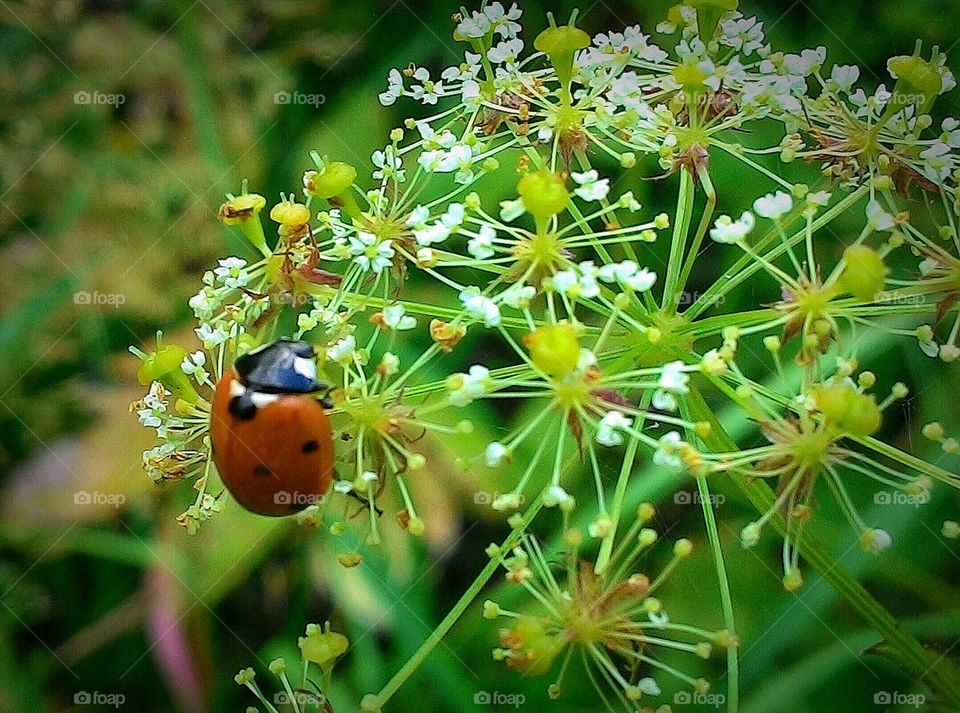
[234, 339, 323, 394]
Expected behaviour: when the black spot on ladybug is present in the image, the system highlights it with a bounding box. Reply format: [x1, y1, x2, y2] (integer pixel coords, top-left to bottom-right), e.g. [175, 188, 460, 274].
[229, 393, 257, 420]
[253, 464, 272, 476]
[301, 439, 320, 454]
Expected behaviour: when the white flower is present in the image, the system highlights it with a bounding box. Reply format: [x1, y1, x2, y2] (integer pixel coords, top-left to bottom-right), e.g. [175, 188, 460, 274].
[652, 390, 677, 412]
[571, 169, 610, 202]
[753, 191, 793, 219]
[468, 225, 496, 259]
[195, 323, 229, 348]
[326, 335, 356, 363]
[378, 68, 404, 106]
[348, 232, 395, 273]
[382, 304, 416, 330]
[653, 431, 684, 470]
[830, 64, 860, 93]
[409, 67, 443, 105]
[500, 283, 536, 309]
[499, 197, 526, 222]
[485, 442, 509, 467]
[552, 262, 600, 299]
[709, 212, 755, 243]
[488, 38, 523, 65]
[406, 204, 430, 228]
[598, 261, 658, 292]
[866, 200, 895, 231]
[544, 485, 575, 510]
[413, 222, 451, 246]
[456, 9, 492, 38]
[484, 1, 522, 37]
[448, 364, 492, 406]
[659, 361, 690, 393]
[459, 287, 501, 326]
[180, 351, 208, 383]
[596, 410, 632, 446]
[441, 203, 466, 229]
[188, 289, 216, 320]
[213, 257, 249, 289]
[783, 46, 826, 76]
[372, 146, 404, 181]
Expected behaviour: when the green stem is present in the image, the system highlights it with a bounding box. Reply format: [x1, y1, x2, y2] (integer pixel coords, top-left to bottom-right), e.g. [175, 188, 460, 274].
[663, 170, 696, 310]
[362, 493, 545, 711]
[696, 476, 739, 713]
[594, 436, 640, 574]
[684, 385, 960, 707]
[672, 166, 716, 313]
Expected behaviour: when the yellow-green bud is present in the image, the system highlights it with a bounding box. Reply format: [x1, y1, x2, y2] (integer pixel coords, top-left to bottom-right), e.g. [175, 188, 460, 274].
[517, 170, 568, 219]
[218, 191, 268, 255]
[297, 623, 350, 671]
[887, 49, 943, 116]
[534, 24, 590, 99]
[782, 569, 804, 592]
[690, 0, 738, 41]
[304, 161, 357, 200]
[523, 323, 580, 376]
[839, 245, 888, 301]
[812, 383, 882, 436]
[136, 339, 200, 404]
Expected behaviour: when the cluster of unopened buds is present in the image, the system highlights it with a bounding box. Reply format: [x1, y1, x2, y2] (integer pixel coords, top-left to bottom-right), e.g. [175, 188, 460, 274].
[132, 2, 960, 710]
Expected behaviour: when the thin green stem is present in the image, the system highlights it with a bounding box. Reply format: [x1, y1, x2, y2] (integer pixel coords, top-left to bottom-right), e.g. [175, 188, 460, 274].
[362, 493, 545, 711]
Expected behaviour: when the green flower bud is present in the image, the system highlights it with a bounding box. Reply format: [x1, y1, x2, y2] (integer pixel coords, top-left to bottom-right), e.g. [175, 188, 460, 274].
[888, 49, 943, 115]
[298, 623, 349, 673]
[839, 245, 888, 301]
[304, 161, 358, 200]
[523, 323, 580, 376]
[689, 0, 739, 42]
[135, 335, 200, 404]
[218, 189, 269, 256]
[813, 383, 882, 436]
[517, 170, 568, 219]
[534, 22, 590, 102]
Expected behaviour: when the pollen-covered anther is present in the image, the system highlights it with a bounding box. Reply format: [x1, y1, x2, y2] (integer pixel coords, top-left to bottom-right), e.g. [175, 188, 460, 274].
[429, 319, 466, 352]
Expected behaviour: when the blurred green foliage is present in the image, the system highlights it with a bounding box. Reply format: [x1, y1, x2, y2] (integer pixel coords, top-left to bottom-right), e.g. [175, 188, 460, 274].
[1, 1, 959, 712]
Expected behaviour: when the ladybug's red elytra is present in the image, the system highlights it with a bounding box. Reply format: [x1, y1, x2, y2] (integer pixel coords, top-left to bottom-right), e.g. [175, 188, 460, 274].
[210, 339, 333, 516]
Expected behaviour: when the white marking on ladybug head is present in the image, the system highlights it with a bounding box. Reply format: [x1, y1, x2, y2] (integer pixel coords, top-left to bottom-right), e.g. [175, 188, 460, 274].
[229, 379, 246, 398]
[293, 356, 317, 382]
[250, 391, 281, 409]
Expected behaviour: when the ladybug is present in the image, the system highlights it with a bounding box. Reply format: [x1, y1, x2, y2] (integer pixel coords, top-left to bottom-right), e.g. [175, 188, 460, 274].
[210, 339, 334, 516]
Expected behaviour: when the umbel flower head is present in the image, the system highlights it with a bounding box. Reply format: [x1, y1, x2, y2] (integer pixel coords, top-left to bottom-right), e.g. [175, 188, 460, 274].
[485, 505, 735, 708]
[702, 360, 959, 590]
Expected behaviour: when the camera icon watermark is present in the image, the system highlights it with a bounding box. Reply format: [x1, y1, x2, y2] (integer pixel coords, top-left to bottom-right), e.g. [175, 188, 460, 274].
[74, 491, 126, 508]
[74, 691, 126, 708]
[274, 90, 325, 107]
[74, 291, 126, 308]
[874, 491, 930, 508]
[674, 490, 725, 507]
[474, 691, 525, 708]
[674, 691, 726, 708]
[275, 690, 325, 707]
[73, 90, 125, 107]
[274, 491, 324, 507]
[874, 691, 925, 707]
